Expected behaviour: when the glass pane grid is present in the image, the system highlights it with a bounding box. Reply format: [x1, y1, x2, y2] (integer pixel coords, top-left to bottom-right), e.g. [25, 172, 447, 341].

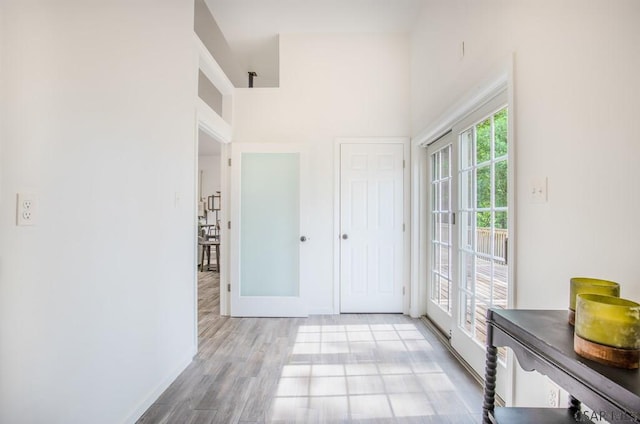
[429, 145, 453, 315]
[460, 293, 473, 334]
[457, 107, 509, 347]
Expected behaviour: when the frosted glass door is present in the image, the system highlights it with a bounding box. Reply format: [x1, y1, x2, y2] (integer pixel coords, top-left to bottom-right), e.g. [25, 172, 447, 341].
[230, 144, 308, 317]
[240, 153, 299, 297]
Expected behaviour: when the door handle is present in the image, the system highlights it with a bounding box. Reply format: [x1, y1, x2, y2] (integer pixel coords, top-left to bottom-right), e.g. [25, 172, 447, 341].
[300, 236, 308, 242]
[342, 234, 348, 240]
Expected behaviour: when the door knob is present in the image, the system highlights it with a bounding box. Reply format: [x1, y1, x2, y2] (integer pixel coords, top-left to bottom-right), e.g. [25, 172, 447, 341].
[342, 234, 348, 240]
[300, 236, 307, 242]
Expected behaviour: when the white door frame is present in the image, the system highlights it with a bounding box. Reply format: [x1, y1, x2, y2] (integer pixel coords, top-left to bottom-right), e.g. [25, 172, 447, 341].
[333, 137, 411, 315]
[193, 33, 235, 347]
[194, 117, 231, 320]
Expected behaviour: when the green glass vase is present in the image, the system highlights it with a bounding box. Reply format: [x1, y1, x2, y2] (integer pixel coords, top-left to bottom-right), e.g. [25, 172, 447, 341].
[575, 293, 640, 349]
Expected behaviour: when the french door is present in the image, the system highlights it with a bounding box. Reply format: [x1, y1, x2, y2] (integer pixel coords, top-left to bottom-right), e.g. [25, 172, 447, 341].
[425, 134, 457, 336]
[426, 94, 510, 389]
[229, 143, 310, 317]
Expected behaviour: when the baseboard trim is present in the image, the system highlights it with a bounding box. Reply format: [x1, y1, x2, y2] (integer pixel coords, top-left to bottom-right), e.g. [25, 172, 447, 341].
[122, 351, 194, 424]
[420, 316, 505, 406]
[309, 308, 336, 315]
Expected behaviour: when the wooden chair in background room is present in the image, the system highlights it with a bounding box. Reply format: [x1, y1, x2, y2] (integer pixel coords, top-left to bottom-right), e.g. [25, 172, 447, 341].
[199, 226, 220, 272]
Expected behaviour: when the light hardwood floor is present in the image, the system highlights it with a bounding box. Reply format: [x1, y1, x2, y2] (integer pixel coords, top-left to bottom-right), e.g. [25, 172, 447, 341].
[137, 271, 483, 423]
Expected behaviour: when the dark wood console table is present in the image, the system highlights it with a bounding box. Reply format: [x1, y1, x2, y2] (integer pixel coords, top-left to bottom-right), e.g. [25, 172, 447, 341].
[482, 309, 640, 423]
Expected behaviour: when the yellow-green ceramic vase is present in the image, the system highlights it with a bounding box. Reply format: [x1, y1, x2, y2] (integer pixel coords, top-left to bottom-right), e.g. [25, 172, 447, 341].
[574, 294, 640, 350]
[569, 277, 620, 325]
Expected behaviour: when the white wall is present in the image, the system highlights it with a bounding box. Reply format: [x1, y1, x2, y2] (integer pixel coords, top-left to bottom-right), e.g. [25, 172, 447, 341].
[410, 0, 640, 407]
[0, 2, 197, 423]
[199, 155, 221, 200]
[233, 33, 410, 314]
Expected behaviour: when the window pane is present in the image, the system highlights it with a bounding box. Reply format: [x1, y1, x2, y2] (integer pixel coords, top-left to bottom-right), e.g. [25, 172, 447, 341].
[476, 166, 491, 208]
[474, 299, 489, 345]
[442, 145, 450, 177]
[432, 151, 439, 181]
[476, 211, 491, 232]
[460, 129, 474, 169]
[432, 241, 440, 274]
[440, 180, 450, 211]
[495, 211, 507, 231]
[476, 224, 491, 258]
[494, 108, 508, 158]
[432, 213, 440, 242]
[439, 275, 450, 310]
[439, 215, 450, 244]
[431, 183, 439, 212]
[431, 270, 439, 300]
[460, 212, 473, 250]
[460, 170, 473, 210]
[461, 293, 473, 333]
[493, 259, 508, 307]
[461, 251, 474, 291]
[476, 119, 491, 163]
[495, 160, 508, 208]
[439, 244, 450, 276]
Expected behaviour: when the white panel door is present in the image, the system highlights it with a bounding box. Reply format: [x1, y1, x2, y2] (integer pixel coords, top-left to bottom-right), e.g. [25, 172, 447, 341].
[340, 143, 404, 313]
[230, 143, 309, 317]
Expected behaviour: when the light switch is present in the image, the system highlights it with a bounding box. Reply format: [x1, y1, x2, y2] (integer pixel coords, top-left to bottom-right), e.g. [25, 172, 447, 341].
[530, 177, 547, 203]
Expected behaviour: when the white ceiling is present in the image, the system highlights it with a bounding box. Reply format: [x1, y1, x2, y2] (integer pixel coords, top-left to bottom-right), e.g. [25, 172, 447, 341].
[204, 0, 426, 87]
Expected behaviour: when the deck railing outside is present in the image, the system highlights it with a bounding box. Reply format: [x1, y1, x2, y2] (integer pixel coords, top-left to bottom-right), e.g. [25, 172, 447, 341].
[476, 227, 508, 264]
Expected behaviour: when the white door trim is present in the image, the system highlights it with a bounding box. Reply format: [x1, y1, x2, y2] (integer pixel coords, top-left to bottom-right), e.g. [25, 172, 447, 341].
[333, 137, 411, 315]
[194, 116, 232, 323]
[193, 32, 235, 328]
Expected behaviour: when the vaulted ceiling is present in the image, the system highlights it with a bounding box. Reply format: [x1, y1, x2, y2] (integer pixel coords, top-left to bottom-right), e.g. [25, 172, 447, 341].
[203, 0, 426, 87]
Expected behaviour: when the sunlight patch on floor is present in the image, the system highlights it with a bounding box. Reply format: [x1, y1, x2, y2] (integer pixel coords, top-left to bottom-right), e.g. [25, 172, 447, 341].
[269, 322, 453, 421]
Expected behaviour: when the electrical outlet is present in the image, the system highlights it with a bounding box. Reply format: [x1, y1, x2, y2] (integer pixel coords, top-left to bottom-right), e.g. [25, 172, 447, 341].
[547, 381, 560, 407]
[16, 193, 37, 226]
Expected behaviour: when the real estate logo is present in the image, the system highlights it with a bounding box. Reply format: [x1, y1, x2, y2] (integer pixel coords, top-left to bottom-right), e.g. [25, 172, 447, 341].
[575, 410, 636, 422]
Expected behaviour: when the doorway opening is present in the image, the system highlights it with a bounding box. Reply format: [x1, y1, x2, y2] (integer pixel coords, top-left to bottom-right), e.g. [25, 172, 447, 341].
[196, 127, 227, 348]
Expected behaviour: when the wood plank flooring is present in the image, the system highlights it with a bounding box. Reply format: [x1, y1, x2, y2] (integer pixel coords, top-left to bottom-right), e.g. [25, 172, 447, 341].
[137, 271, 483, 423]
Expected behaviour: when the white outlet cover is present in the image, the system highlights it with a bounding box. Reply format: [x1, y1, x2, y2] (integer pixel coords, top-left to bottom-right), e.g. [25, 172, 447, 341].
[546, 379, 561, 407]
[16, 193, 37, 226]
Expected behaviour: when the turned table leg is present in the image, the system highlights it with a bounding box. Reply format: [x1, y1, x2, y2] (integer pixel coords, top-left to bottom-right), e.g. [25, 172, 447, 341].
[482, 344, 498, 424]
[568, 395, 581, 418]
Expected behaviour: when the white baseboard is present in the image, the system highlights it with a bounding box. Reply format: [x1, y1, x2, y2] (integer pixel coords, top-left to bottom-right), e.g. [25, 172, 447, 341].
[122, 351, 194, 424]
[308, 308, 336, 315]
